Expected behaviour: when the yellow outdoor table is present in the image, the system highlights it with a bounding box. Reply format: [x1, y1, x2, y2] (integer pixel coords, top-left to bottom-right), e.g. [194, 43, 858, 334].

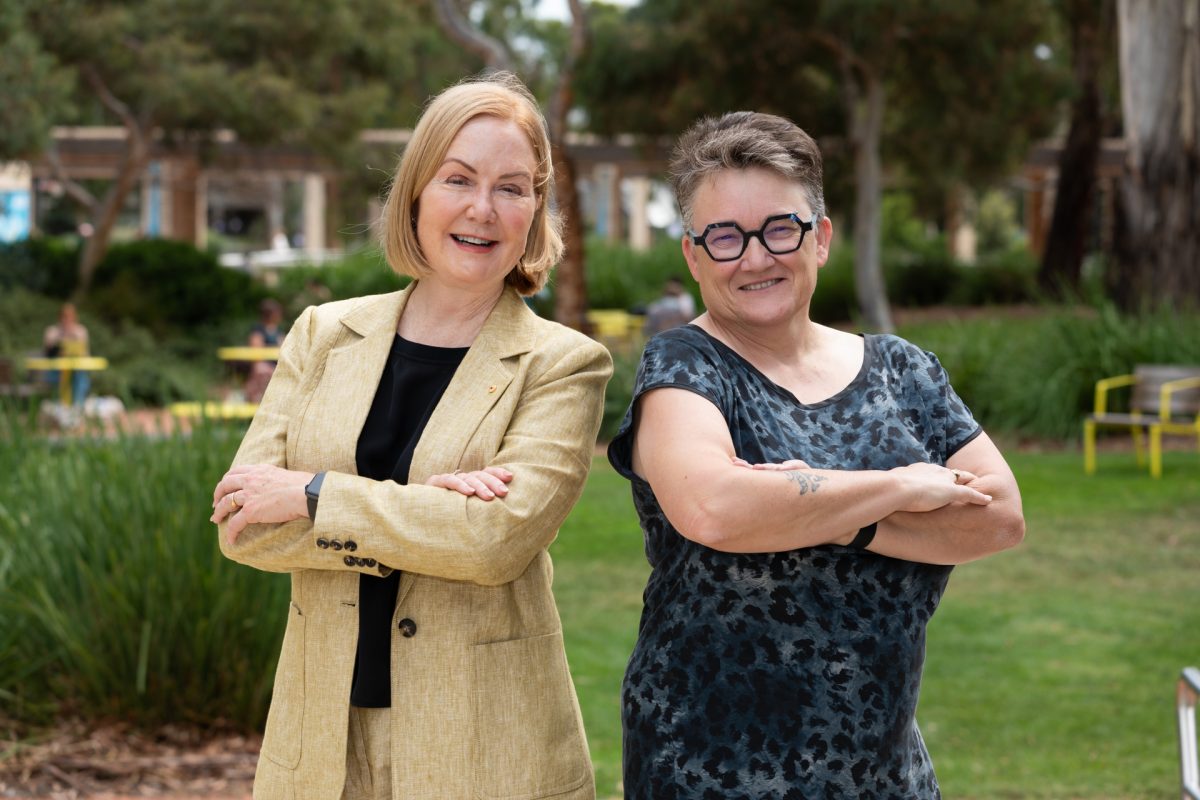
[218, 346, 281, 361]
[169, 401, 260, 420]
[23, 356, 109, 406]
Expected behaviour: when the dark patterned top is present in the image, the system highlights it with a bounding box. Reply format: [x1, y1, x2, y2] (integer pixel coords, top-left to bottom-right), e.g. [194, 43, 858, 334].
[607, 325, 981, 800]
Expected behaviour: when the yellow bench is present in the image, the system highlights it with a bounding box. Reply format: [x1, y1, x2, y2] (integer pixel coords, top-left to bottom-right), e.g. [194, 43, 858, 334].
[586, 309, 645, 344]
[1083, 364, 1200, 478]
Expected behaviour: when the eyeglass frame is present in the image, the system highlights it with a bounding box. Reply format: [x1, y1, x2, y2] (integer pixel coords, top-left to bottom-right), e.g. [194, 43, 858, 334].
[688, 212, 821, 262]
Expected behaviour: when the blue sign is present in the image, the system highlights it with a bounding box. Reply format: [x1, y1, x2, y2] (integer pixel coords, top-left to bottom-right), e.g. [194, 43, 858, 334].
[0, 190, 31, 243]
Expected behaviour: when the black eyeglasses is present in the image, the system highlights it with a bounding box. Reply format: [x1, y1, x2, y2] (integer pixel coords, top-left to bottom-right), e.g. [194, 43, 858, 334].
[689, 212, 820, 262]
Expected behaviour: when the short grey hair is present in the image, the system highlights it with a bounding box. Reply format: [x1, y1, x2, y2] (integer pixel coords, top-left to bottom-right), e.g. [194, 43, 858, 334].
[669, 111, 826, 231]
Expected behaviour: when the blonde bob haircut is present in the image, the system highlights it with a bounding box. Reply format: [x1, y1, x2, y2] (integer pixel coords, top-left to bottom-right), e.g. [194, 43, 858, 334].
[381, 72, 563, 296]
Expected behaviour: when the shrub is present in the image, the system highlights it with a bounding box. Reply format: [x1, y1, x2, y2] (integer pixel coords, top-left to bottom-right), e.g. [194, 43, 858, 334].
[0, 418, 288, 729]
[90, 240, 263, 335]
[0, 237, 80, 298]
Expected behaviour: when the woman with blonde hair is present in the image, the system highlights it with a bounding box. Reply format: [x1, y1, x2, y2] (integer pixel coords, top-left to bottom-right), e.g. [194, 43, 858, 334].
[211, 72, 610, 800]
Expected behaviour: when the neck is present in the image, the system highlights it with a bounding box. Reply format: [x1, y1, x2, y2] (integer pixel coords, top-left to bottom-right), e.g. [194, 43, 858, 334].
[697, 310, 822, 367]
[398, 279, 504, 347]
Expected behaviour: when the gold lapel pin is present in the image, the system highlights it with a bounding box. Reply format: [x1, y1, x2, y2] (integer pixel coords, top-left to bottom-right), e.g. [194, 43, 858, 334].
[487, 385, 497, 393]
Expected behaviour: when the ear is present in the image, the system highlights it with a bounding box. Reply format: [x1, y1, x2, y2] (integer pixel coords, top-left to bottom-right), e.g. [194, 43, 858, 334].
[814, 216, 834, 268]
[682, 235, 703, 283]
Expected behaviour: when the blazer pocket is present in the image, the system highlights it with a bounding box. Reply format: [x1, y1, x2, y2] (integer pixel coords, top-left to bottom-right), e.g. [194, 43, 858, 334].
[261, 601, 306, 770]
[471, 631, 592, 799]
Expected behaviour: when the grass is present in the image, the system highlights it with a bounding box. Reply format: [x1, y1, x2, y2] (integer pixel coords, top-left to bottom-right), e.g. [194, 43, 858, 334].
[552, 449, 1200, 799]
[2, 416, 1196, 798]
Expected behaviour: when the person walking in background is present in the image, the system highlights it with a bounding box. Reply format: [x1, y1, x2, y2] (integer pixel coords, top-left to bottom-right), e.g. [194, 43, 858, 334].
[608, 111, 1025, 798]
[642, 275, 695, 336]
[210, 72, 610, 800]
[243, 298, 285, 403]
[42, 302, 91, 406]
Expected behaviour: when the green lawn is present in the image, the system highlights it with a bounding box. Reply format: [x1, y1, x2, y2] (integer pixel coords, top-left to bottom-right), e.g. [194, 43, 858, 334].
[552, 448, 1200, 799]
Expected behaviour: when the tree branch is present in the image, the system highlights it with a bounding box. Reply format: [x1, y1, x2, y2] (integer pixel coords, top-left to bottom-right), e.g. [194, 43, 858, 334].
[431, 0, 514, 71]
[43, 141, 97, 210]
[547, 0, 590, 134]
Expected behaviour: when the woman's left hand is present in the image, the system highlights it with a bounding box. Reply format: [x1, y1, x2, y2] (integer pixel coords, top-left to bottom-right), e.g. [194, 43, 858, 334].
[425, 466, 513, 501]
[211, 464, 314, 543]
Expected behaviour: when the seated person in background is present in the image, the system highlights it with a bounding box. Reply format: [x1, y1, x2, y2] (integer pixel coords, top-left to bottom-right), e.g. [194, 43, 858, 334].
[244, 299, 285, 403]
[642, 275, 696, 336]
[42, 302, 91, 406]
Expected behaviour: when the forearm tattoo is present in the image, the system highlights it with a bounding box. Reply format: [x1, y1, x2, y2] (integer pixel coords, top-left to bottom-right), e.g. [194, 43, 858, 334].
[784, 470, 826, 495]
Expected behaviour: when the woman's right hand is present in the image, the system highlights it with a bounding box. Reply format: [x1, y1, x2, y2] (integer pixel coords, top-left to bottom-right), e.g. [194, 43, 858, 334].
[425, 466, 513, 501]
[890, 462, 991, 513]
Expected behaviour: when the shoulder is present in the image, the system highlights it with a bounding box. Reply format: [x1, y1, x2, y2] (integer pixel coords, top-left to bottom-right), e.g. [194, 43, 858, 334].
[305, 291, 401, 330]
[869, 333, 943, 377]
[520, 309, 613, 375]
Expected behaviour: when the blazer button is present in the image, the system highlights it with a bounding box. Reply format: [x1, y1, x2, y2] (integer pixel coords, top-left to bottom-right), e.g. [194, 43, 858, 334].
[330, 539, 344, 551]
[397, 618, 417, 638]
[316, 538, 330, 549]
[344, 555, 356, 567]
[364, 558, 377, 568]
[344, 540, 358, 552]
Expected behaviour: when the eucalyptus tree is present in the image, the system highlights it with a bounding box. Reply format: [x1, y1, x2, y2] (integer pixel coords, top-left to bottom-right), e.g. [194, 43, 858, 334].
[2, 0, 471, 296]
[578, 0, 1062, 330]
[1112, 0, 1200, 309]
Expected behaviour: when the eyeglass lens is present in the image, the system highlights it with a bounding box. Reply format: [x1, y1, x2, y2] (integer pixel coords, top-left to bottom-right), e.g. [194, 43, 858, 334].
[701, 215, 809, 261]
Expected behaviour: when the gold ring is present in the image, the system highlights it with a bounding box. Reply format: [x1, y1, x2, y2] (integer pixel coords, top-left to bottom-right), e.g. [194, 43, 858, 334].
[230, 494, 241, 509]
[951, 469, 962, 482]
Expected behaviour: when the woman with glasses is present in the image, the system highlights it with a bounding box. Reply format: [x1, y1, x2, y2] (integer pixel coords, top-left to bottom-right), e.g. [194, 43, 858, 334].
[608, 112, 1025, 798]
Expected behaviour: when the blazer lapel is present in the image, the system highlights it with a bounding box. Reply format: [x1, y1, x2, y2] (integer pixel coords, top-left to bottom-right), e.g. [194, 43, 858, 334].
[409, 288, 535, 481]
[305, 287, 412, 476]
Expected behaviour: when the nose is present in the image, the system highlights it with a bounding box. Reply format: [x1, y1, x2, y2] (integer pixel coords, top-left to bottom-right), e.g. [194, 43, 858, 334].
[467, 186, 497, 221]
[739, 234, 774, 270]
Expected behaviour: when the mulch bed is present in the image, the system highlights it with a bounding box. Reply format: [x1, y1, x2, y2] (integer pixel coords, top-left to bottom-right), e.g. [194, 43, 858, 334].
[0, 722, 256, 799]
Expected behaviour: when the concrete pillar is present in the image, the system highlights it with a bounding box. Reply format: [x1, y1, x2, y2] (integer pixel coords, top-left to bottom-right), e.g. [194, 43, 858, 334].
[194, 171, 208, 251]
[627, 176, 652, 252]
[303, 173, 326, 253]
[267, 175, 286, 249]
[592, 163, 622, 243]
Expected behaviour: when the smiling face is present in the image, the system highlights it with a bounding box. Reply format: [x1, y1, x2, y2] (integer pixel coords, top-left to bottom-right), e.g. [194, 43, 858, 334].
[683, 167, 831, 331]
[415, 115, 539, 296]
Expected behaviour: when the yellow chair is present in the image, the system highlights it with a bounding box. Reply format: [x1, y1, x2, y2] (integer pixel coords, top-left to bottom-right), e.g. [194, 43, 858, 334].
[1083, 364, 1200, 478]
[586, 309, 645, 348]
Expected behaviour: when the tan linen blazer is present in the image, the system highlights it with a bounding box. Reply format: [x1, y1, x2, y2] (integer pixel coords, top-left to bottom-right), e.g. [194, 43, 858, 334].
[218, 284, 612, 800]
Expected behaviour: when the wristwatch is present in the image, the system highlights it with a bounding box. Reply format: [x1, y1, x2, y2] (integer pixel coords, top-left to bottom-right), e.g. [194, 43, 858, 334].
[304, 471, 326, 520]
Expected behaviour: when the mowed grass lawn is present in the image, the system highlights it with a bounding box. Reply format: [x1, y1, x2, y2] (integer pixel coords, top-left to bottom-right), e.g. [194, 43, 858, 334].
[551, 448, 1200, 799]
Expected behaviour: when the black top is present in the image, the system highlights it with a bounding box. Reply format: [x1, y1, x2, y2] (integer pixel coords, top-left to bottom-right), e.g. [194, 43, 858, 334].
[350, 334, 468, 707]
[608, 325, 981, 799]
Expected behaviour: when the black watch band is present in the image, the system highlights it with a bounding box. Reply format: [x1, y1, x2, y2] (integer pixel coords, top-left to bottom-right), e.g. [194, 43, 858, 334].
[304, 471, 326, 520]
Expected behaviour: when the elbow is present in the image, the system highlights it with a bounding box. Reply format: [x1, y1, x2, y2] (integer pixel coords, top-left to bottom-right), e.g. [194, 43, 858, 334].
[990, 509, 1026, 553]
[671, 498, 739, 552]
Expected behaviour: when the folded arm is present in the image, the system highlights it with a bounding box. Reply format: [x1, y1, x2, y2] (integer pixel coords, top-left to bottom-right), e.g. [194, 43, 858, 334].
[631, 387, 991, 553]
[866, 432, 1025, 564]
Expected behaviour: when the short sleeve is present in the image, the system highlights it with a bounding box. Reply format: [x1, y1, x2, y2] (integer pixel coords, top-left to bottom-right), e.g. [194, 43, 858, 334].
[607, 327, 735, 481]
[912, 346, 981, 462]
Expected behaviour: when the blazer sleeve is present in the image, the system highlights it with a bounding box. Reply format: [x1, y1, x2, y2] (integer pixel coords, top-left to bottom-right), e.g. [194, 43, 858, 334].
[216, 306, 342, 574]
[311, 337, 612, 586]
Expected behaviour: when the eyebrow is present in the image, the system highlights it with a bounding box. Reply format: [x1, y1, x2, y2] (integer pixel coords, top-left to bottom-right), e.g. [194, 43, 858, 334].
[442, 157, 532, 182]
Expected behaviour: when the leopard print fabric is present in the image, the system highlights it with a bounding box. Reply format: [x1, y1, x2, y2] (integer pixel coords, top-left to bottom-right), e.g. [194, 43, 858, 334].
[608, 325, 981, 799]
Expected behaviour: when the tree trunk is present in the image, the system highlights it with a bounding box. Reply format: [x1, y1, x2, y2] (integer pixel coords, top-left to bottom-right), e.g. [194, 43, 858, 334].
[1038, 0, 1112, 297]
[75, 126, 149, 298]
[548, 0, 590, 331]
[848, 71, 894, 332]
[1112, 0, 1200, 310]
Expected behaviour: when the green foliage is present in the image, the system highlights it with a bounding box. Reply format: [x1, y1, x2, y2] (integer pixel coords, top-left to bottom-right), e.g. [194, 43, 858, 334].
[272, 247, 408, 312]
[90, 240, 262, 335]
[900, 305, 1200, 440]
[580, 236, 694, 312]
[0, 417, 288, 729]
[0, 237, 80, 299]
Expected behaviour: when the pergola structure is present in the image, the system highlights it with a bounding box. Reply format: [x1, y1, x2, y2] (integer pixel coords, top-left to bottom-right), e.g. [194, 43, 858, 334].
[16, 126, 672, 256]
